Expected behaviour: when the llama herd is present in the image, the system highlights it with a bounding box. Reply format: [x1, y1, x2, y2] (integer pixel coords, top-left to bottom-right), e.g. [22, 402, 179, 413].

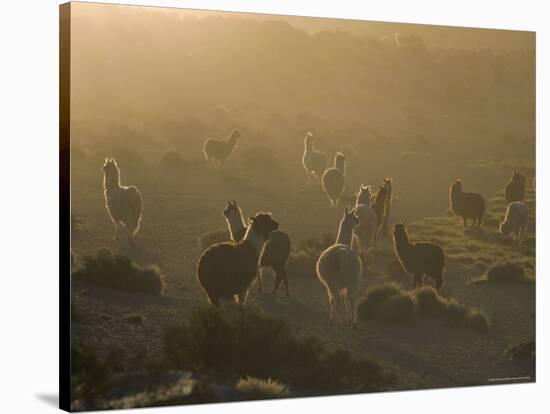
[100, 130, 533, 327]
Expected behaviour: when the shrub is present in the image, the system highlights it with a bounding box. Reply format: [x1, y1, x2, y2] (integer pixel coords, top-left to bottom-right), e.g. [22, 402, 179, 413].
[72, 248, 165, 295]
[241, 145, 283, 176]
[160, 150, 186, 169]
[286, 251, 317, 279]
[357, 284, 489, 333]
[356, 283, 405, 322]
[505, 340, 535, 361]
[71, 342, 109, 406]
[235, 377, 288, 400]
[486, 262, 526, 283]
[163, 304, 392, 394]
[198, 229, 230, 250]
[126, 314, 144, 324]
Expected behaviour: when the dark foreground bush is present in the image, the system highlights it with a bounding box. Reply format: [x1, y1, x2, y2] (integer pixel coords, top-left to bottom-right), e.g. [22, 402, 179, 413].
[71, 342, 109, 406]
[486, 262, 529, 283]
[505, 340, 535, 361]
[357, 283, 416, 323]
[357, 284, 488, 333]
[235, 377, 288, 400]
[163, 304, 393, 395]
[198, 229, 231, 250]
[72, 248, 165, 295]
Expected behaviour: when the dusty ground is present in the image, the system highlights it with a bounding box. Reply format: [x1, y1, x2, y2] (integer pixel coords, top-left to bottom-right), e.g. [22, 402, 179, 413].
[71, 164, 535, 396]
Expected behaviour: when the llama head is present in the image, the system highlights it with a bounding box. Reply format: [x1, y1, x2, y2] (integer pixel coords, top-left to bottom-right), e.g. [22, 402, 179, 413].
[223, 200, 240, 219]
[230, 129, 241, 140]
[334, 152, 346, 169]
[383, 177, 392, 190]
[357, 185, 372, 205]
[102, 158, 119, 174]
[451, 179, 462, 194]
[392, 223, 408, 241]
[249, 212, 279, 240]
[304, 132, 314, 146]
[341, 205, 360, 229]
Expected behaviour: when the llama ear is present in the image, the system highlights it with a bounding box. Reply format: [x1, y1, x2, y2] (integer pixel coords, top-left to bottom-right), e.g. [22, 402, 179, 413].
[232, 200, 237, 206]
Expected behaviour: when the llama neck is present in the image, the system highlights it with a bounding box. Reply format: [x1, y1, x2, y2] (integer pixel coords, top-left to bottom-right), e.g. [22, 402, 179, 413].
[336, 221, 354, 247]
[305, 140, 313, 152]
[104, 171, 121, 192]
[226, 211, 246, 242]
[335, 159, 345, 175]
[243, 227, 268, 254]
[394, 235, 412, 258]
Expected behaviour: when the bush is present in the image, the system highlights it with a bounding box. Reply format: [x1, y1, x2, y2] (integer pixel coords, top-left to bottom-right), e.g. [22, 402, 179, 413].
[235, 377, 288, 400]
[72, 248, 165, 295]
[357, 284, 489, 333]
[198, 229, 230, 250]
[163, 304, 392, 394]
[71, 342, 109, 406]
[241, 145, 283, 176]
[160, 150, 186, 169]
[286, 251, 317, 279]
[486, 262, 526, 283]
[505, 340, 535, 361]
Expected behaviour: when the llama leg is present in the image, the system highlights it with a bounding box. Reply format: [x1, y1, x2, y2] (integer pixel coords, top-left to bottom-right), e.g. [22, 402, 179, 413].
[462, 217, 466, 227]
[237, 289, 249, 305]
[328, 296, 334, 324]
[113, 222, 120, 240]
[272, 268, 283, 294]
[257, 268, 264, 293]
[343, 293, 351, 326]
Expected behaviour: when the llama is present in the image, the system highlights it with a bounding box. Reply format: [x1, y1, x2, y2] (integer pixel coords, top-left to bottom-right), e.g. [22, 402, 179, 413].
[316, 206, 363, 326]
[372, 178, 393, 241]
[203, 129, 241, 169]
[223, 201, 292, 296]
[500, 201, 529, 245]
[353, 185, 377, 263]
[321, 152, 346, 207]
[197, 212, 279, 305]
[450, 180, 485, 226]
[505, 172, 526, 204]
[302, 132, 327, 183]
[102, 158, 143, 243]
[392, 223, 446, 291]
[223, 200, 247, 242]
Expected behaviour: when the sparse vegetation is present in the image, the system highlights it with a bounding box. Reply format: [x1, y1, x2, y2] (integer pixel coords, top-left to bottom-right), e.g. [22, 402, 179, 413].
[357, 284, 489, 333]
[235, 377, 288, 399]
[505, 340, 535, 361]
[72, 248, 165, 295]
[163, 304, 393, 394]
[470, 262, 534, 285]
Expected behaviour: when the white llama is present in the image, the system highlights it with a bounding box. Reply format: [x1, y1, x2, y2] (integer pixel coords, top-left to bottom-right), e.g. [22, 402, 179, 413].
[353, 185, 378, 263]
[302, 132, 327, 184]
[316, 206, 363, 326]
[102, 158, 143, 243]
[321, 152, 346, 207]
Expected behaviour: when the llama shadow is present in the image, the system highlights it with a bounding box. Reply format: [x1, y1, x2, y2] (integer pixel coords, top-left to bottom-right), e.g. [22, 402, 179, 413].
[117, 243, 160, 267]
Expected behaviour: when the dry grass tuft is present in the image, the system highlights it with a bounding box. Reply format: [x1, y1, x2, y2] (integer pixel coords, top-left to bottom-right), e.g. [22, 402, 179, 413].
[235, 377, 288, 399]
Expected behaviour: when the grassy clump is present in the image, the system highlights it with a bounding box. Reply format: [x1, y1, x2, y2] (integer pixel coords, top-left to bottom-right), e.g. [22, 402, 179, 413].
[357, 284, 489, 333]
[286, 234, 334, 279]
[487, 262, 527, 282]
[198, 229, 231, 250]
[287, 251, 317, 279]
[505, 340, 535, 361]
[126, 314, 144, 324]
[72, 248, 165, 295]
[163, 304, 393, 394]
[357, 283, 415, 323]
[235, 377, 288, 400]
[71, 342, 109, 407]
